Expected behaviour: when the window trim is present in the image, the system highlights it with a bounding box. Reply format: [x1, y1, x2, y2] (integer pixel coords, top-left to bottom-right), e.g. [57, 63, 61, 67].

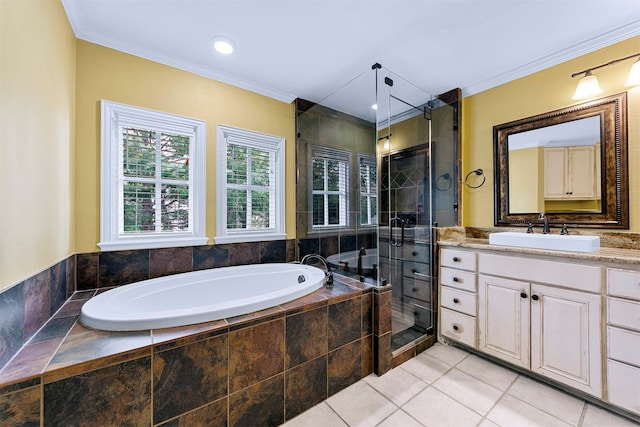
[307, 145, 351, 233]
[215, 124, 285, 244]
[99, 100, 208, 251]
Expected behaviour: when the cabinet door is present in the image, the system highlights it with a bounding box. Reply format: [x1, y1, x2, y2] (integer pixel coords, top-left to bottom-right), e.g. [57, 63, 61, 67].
[567, 145, 596, 199]
[478, 275, 530, 369]
[544, 147, 567, 199]
[530, 284, 602, 397]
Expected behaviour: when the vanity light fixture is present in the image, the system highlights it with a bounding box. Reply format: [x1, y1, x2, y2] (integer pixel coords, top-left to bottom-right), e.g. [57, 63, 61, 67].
[211, 36, 236, 55]
[571, 52, 640, 100]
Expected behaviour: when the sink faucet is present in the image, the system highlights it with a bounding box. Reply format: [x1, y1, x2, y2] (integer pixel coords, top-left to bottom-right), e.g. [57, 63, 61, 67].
[300, 254, 334, 287]
[538, 213, 550, 234]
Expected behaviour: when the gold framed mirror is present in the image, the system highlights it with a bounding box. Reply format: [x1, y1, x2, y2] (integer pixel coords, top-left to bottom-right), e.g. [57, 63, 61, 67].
[494, 92, 628, 229]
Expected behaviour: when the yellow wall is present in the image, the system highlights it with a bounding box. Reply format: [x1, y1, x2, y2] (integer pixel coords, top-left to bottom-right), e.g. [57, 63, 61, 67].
[0, 0, 76, 291]
[74, 41, 296, 253]
[463, 36, 640, 231]
[508, 147, 544, 213]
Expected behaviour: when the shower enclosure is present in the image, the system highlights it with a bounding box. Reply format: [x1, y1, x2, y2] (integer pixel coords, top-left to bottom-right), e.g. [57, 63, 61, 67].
[296, 64, 459, 354]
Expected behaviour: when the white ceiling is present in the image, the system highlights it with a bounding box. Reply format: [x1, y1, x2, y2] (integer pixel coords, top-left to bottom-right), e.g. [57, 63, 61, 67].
[61, 0, 640, 122]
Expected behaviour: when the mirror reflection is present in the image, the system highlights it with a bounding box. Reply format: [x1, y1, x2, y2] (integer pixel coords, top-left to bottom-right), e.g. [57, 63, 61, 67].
[494, 92, 629, 229]
[507, 115, 601, 214]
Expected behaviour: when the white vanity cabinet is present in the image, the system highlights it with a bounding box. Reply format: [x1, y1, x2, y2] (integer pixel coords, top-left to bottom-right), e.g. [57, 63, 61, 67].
[439, 248, 477, 348]
[606, 268, 640, 414]
[442, 249, 603, 398]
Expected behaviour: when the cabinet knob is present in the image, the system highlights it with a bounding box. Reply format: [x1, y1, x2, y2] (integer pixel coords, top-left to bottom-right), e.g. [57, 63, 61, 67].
[452, 324, 459, 331]
[520, 292, 527, 299]
[453, 298, 460, 304]
[413, 288, 417, 292]
[412, 269, 417, 274]
[531, 294, 540, 301]
[412, 251, 418, 256]
[453, 257, 461, 262]
[452, 277, 459, 282]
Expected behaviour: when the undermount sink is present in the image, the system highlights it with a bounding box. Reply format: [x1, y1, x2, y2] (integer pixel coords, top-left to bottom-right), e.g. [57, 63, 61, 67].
[488, 232, 600, 253]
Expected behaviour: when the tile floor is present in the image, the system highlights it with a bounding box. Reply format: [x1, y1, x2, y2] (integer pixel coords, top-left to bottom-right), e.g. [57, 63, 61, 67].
[281, 342, 640, 427]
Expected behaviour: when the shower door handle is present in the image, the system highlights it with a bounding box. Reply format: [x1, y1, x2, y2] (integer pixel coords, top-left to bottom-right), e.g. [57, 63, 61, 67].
[390, 216, 405, 247]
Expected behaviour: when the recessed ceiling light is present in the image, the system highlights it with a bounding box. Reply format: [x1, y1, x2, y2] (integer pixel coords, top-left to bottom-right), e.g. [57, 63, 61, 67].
[211, 36, 236, 55]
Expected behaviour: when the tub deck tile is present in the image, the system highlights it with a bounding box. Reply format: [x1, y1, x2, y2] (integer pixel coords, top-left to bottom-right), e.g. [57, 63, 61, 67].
[44, 322, 152, 382]
[151, 319, 228, 349]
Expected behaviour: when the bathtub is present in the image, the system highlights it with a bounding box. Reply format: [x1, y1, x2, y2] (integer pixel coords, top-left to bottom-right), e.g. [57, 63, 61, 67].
[80, 263, 326, 331]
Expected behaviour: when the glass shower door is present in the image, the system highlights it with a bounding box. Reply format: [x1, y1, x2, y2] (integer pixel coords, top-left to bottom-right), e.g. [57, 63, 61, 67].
[375, 67, 458, 352]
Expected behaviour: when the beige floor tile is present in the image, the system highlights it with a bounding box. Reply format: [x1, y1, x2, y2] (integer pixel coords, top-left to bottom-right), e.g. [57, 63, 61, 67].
[456, 354, 518, 391]
[281, 402, 347, 427]
[326, 380, 397, 427]
[403, 386, 482, 427]
[377, 409, 424, 427]
[581, 403, 640, 427]
[507, 375, 584, 425]
[478, 419, 500, 427]
[399, 353, 451, 384]
[423, 342, 469, 366]
[487, 394, 572, 427]
[433, 368, 503, 415]
[363, 368, 427, 406]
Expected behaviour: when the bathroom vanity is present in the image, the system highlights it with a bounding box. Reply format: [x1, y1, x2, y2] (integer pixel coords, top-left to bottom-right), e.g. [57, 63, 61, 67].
[438, 239, 640, 421]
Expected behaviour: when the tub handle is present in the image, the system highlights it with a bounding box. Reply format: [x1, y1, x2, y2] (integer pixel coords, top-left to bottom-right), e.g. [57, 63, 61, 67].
[297, 275, 306, 284]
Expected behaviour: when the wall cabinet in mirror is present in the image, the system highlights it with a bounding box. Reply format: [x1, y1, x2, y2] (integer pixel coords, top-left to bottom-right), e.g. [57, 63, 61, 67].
[494, 92, 628, 229]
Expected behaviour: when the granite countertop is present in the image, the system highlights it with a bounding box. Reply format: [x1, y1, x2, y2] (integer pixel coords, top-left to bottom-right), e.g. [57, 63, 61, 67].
[438, 237, 640, 265]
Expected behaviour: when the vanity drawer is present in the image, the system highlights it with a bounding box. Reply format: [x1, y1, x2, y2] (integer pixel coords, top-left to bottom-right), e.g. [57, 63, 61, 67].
[440, 248, 476, 271]
[402, 243, 430, 263]
[608, 268, 640, 300]
[478, 252, 602, 293]
[608, 326, 640, 367]
[608, 297, 640, 330]
[403, 260, 430, 279]
[440, 267, 476, 292]
[441, 307, 476, 348]
[441, 286, 476, 316]
[403, 279, 431, 302]
[607, 359, 640, 414]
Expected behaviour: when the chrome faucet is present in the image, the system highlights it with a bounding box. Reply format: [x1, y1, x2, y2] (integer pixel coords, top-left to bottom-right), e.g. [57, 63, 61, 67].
[300, 254, 334, 287]
[538, 213, 550, 234]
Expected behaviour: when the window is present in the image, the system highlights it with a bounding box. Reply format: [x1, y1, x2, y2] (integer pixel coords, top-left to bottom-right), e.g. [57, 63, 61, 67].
[99, 100, 207, 251]
[309, 145, 350, 230]
[359, 154, 377, 226]
[215, 125, 285, 243]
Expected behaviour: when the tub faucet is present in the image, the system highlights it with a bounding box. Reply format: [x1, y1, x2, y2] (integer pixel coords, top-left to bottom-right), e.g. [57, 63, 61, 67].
[539, 213, 550, 234]
[300, 254, 334, 287]
[357, 247, 366, 278]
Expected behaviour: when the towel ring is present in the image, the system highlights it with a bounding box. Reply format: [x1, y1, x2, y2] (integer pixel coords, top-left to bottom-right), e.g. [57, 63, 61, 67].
[465, 168, 486, 189]
[435, 173, 452, 191]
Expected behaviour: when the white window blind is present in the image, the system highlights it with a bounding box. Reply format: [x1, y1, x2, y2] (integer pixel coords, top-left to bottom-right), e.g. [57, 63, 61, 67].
[99, 100, 207, 251]
[308, 145, 350, 229]
[359, 154, 377, 226]
[216, 125, 285, 243]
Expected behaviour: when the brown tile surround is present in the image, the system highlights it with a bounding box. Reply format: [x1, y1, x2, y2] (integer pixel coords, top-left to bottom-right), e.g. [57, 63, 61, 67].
[0, 274, 390, 426]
